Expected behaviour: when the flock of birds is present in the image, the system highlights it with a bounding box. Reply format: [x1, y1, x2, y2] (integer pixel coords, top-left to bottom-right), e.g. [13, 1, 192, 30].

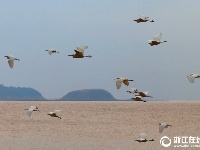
[115, 16, 174, 143]
[3, 46, 92, 69]
[25, 103, 172, 143]
[5, 15, 197, 143]
[114, 81, 172, 139]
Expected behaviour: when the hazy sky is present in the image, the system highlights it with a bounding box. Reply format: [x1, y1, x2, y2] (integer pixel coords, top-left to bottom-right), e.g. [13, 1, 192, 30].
[0, 1, 200, 100]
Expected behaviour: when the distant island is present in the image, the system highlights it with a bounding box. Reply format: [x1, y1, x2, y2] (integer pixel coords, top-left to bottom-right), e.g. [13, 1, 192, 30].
[0, 84, 45, 100]
[60, 89, 116, 101]
[0, 85, 117, 101]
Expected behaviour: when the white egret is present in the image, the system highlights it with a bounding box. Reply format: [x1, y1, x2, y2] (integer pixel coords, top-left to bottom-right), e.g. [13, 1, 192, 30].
[115, 77, 133, 89]
[4, 56, 20, 69]
[47, 110, 62, 119]
[133, 16, 154, 23]
[68, 46, 92, 58]
[25, 106, 39, 117]
[159, 122, 172, 133]
[148, 33, 167, 46]
[25, 106, 39, 111]
[135, 132, 154, 142]
[126, 88, 138, 94]
[45, 49, 59, 55]
[187, 74, 200, 83]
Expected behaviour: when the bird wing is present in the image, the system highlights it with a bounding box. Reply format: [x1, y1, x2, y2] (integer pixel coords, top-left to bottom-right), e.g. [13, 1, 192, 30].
[159, 124, 165, 133]
[8, 59, 14, 68]
[140, 16, 149, 20]
[116, 80, 122, 89]
[76, 46, 88, 50]
[8, 56, 15, 59]
[140, 133, 147, 140]
[123, 80, 129, 86]
[30, 106, 38, 110]
[27, 109, 33, 117]
[30, 106, 36, 109]
[48, 50, 52, 55]
[188, 76, 195, 83]
[153, 33, 162, 42]
[135, 96, 142, 100]
[76, 46, 88, 55]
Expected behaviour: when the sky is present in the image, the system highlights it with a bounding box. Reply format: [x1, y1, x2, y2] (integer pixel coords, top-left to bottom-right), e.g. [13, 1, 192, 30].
[0, 0, 200, 100]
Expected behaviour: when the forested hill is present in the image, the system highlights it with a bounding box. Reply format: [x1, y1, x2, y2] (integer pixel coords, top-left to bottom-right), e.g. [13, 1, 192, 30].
[60, 89, 116, 101]
[0, 84, 45, 100]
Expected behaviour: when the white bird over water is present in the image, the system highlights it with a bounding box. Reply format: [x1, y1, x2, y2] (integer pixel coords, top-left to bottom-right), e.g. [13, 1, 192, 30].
[4, 55, 20, 69]
[68, 46, 92, 58]
[115, 77, 133, 89]
[133, 16, 154, 23]
[148, 33, 167, 46]
[159, 122, 172, 133]
[187, 74, 200, 83]
[135, 132, 154, 142]
[45, 49, 59, 55]
[47, 110, 62, 119]
[25, 106, 39, 117]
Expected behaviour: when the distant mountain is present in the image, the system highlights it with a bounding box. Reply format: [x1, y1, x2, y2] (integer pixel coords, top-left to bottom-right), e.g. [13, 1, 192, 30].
[0, 84, 45, 100]
[60, 89, 116, 101]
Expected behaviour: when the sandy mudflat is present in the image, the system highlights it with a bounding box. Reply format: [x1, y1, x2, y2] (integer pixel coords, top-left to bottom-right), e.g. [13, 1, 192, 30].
[0, 101, 199, 150]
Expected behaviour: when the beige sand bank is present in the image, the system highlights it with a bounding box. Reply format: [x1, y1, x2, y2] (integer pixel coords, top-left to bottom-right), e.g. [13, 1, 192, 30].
[0, 101, 199, 150]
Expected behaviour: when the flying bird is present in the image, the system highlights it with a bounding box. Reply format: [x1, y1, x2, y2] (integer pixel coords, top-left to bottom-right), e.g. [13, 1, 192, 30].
[136, 91, 153, 98]
[133, 16, 154, 23]
[115, 77, 133, 89]
[187, 74, 200, 83]
[132, 96, 146, 102]
[4, 55, 20, 69]
[68, 46, 92, 58]
[25, 106, 39, 117]
[148, 33, 167, 46]
[45, 49, 59, 55]
[135, 133, 154, 142]
[159, 122, 172, 133]
[25, 106, 39, 111]
[47, 110, 62, 119]
[126, 88, 138, 94]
